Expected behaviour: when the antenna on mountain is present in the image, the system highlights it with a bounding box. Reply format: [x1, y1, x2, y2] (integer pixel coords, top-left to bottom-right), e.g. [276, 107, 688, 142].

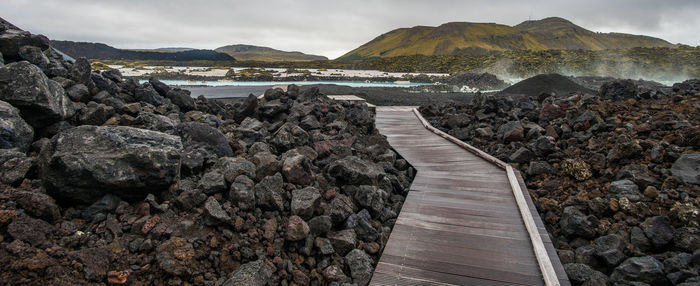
[529, 11, 532, 21]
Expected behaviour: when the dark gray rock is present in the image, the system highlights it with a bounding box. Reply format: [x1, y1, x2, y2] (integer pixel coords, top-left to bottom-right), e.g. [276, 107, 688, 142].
[353, 185, 386, 216]
[0, 152, 33, 186]
[0, 61, 75, 128]
[82, 194, 120, 219]
[527, 161, 553, 176]
[40, 125, 182, 204]
[66, 83, 90, 102]
[564, 263, 608, 286]
[671, 154, 700, 185]
[283, 153, 314, 186]
[600, 80, 638, 101]
[594, 234, 627, 266]
[509, 147, 535, 163]
[328, 194, 356, 225]
[673, 227, 699, 252]
[69, 57, 92, 85]
[328, 156, 385, 186]
[77, 102, 115, 125]
[291, 187, 321, 220]
[134, 84, 163, 106]
[497, 121, 524, 142]
[0, 100, 33, 152]
[640, 216, 674, 248]
[174, 122, 232, 157]
[630, 226, 652, 251]
[233, 94, 258, 123]
[327, 229, 357, 256]
[560, 206, 599, 238]
[254, 173, 285, 211]
[7, 214, 52, 247]
[346, 209, 379, 242]
[611, 256, 668, 286]
[222, 259, 273, 286]
[314, 237, 335, 255]
[609, 180, 643, 202]
[228, 175, 256, 210]
[165, 88, 196, 112]
[216, 157, 256, 184]
[251, 152, 279, 181]
[91, 72, 120, 94]
[271, 122, 309, 152]
[132, 112, 175, 132]
[345, 249, 374, 286]
[198, 170, 227, 194]
[309, 215, 332, 236]
[148, 78, 170, 96]
[101, 68, 122, 83]
[18, 45, 49, 69]
[204, 196, 231, 223]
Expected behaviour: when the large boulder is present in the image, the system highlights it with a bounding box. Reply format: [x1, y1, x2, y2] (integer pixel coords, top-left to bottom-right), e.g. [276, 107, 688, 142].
[0, 61, 75, 128]
[0, 100, 33, 152]
[611, 256, 668, 285]
[165, 88, 196, 112]
[40, 125, 182, 204]
[328, 156, 385, 185]
[0, 29, 49, 59]
[174, 122, 233, 157]
[222, 259, 273, 286]
[671, 154, 700, 185]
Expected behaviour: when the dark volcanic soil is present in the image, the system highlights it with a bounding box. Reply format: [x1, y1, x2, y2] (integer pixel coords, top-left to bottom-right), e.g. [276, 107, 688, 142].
[499, 73, 594, 97]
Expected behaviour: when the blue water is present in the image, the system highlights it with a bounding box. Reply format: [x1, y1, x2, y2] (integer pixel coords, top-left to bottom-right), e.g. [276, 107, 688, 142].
[140, 79, 433, 88]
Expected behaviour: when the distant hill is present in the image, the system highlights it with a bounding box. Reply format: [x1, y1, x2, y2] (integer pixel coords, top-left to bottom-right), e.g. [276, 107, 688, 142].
[339, 17, 675, 60]
[50, 40, 235, 61]
[215, 44, 328, 62]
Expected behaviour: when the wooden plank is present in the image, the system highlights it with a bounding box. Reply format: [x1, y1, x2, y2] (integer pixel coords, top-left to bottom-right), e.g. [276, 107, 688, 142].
[370, 107, 568, 286]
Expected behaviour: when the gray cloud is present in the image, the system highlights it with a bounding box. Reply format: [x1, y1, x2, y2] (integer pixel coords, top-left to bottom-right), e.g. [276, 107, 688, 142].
[2, 0, 698, 59]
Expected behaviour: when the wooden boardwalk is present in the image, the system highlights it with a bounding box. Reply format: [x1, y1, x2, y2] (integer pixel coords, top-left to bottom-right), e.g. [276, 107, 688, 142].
[371, 106, 569, 286]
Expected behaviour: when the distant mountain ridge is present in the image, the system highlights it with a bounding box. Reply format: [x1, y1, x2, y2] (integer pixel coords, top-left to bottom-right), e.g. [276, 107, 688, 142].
[50, 40, 234, 61]
[215, 44, 328, 62]
[339, 17, 675, 59]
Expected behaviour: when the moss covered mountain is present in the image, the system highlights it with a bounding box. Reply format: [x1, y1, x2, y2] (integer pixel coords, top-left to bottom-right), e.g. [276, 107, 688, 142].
[339, 17, 675, 60]
[214, 44, 328, 62]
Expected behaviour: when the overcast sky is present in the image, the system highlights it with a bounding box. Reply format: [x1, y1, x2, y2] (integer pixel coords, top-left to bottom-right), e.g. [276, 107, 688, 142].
[2, 0, 698, 59]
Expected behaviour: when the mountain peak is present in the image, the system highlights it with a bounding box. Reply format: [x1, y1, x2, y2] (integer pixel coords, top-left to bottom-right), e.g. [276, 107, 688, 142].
[214, 44, 328, 62]
[339, 17, 673, 59]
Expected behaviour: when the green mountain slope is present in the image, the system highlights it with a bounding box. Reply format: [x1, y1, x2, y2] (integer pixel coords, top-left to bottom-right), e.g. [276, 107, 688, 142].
[215, 44, 328, 62]
[339, 17, 674, 59]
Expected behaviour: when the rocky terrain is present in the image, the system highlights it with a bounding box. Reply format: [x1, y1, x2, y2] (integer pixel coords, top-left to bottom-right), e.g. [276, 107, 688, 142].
[420, 74, 700, 285]
[0, 19, 414, 285]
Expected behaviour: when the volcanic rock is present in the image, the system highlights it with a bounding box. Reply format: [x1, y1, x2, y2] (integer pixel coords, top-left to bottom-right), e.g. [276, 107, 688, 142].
[40, 125, 182, 204]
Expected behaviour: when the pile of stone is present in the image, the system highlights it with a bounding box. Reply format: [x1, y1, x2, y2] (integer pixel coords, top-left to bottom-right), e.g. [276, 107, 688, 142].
[420, 74, 700, 286]
[0, 18, 414, 285]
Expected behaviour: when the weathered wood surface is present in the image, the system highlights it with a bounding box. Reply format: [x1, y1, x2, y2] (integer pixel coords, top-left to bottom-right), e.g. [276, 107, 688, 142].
[371, 106, 569, 286]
